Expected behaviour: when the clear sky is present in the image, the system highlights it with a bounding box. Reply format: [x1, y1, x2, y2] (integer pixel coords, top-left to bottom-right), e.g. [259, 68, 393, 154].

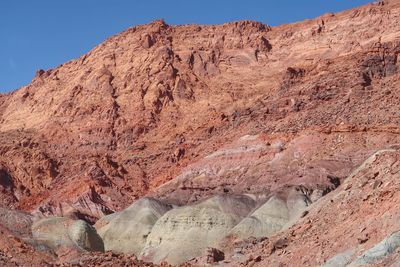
[1, 0, 372, 93]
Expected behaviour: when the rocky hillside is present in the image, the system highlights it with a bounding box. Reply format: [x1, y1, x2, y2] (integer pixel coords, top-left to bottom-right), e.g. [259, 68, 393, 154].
[1, 0, 400, 266]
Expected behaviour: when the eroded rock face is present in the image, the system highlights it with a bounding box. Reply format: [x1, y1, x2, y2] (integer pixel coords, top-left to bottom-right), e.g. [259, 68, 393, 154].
[225, 149, 400, 266]
[31, 217, 104, 253]
[0, 0, 399, 223]
[140, 195, 256, 265]
[33, 186, 114, 225]
[152, 132, 383, 206]
[96, 197, 172, 255]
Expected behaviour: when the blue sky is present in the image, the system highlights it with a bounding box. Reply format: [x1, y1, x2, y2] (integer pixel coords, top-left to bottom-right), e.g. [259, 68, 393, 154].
[0, 0, 372, 93]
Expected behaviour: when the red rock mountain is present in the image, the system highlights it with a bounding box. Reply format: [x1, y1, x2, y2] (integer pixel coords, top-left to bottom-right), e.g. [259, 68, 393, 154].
[1, 0, 400, 266]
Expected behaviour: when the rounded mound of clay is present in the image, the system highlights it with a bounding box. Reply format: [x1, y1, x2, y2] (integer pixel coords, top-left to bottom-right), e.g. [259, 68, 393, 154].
[31, 217, 104, 252]
[96, 197, 173, 255]
[140, 194, 257, 265]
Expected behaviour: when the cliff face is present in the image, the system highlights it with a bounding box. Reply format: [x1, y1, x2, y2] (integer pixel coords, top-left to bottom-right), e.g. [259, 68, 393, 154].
[1, 1, 400, 219]
[0, 19, 276, 219]
[1, 0, 400, 265]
